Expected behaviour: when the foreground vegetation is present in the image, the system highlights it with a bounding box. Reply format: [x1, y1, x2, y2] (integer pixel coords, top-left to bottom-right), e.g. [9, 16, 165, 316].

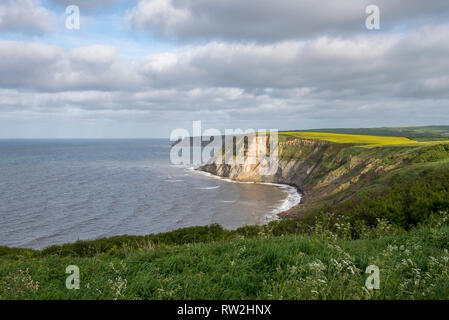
[1, 126, 449, 299]
[1, 213, 448, 299]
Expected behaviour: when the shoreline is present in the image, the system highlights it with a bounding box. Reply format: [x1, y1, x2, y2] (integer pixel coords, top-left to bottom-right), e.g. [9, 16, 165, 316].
[190, 167, 302, 223]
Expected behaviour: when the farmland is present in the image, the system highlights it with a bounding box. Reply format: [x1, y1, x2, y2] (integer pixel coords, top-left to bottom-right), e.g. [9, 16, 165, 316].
[279, 131, 449, 148]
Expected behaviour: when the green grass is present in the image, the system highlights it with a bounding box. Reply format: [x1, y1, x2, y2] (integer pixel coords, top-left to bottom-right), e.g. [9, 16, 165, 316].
[1, 219, 448, 300]
[313, 162, 449, 230]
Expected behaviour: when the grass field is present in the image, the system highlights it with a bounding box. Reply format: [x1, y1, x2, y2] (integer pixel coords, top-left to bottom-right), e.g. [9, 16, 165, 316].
[292, 126, 449, 138]
[1, 215, 448, 300]
[279, 132, 449, 148]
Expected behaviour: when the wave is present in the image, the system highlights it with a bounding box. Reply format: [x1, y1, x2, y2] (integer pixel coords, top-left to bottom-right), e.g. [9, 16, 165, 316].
[192, 168, 256, 184]
[265, 184, 302, 222]
[196, 186, 220, 190]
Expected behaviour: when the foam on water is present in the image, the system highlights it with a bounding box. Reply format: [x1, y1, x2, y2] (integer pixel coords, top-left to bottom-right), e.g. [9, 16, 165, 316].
[190, 167, 302, 222]
[196, 186, 220, 190]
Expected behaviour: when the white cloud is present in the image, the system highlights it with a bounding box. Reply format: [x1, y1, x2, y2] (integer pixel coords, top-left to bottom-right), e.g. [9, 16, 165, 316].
[0, 41, 143, 91]
[129, 0, 191, 32]
[0, 0, 54, 34]
[70, 45, 118, 66]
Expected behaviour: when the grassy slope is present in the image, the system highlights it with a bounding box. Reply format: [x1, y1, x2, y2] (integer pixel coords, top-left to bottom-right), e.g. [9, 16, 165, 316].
[1, 126, 449, 300]
[278, 136, 449, 219]
[1, 222, 448, 299]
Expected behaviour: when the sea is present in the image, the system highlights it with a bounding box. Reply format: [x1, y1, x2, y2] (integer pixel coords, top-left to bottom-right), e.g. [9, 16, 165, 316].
[0, 139, 301, 249]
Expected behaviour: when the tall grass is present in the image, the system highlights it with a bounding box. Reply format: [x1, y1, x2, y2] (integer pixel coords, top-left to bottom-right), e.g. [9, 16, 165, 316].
[1, 214, 448, 300]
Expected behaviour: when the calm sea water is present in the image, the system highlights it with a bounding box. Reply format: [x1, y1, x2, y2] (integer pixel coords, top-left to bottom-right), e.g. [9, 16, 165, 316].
[0, 139, 300, 249]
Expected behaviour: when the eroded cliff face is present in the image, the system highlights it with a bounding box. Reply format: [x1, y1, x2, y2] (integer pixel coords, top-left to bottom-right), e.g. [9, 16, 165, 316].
[199, 136, 407, 218]
[200, 155, 313, 188]
[199, 137, 333, 217]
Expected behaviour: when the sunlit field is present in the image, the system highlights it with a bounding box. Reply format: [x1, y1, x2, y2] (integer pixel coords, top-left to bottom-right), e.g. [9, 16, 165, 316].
[280, 132, 449, 148]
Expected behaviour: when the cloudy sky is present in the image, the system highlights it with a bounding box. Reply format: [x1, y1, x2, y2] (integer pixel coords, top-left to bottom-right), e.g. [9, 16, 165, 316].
[1, 0, 449, 138]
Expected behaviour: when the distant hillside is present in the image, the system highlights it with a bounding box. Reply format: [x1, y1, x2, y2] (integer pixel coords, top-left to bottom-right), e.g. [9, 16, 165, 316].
[283, 126, 449, 140]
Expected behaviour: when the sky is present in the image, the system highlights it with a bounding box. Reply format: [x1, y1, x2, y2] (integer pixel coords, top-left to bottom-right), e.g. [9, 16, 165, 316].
[0, 0, 449, 138]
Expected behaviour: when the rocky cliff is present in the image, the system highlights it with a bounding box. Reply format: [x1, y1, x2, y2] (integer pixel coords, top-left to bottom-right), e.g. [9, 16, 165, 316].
[199, 136, 408, 218]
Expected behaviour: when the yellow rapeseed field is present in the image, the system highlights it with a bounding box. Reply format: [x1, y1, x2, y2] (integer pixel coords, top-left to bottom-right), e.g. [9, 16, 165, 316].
[279, 132, 449, 148]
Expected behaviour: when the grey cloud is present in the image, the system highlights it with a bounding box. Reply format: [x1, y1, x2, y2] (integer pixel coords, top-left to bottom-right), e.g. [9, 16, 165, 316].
[0, 42, 144, 92]
[49, 0, 130, 13]
[139, 25, 449, 100]
[1, 23, 449, 137]
[1, 24, 449, 100]
[128, 0, 449, 42]
[2, 87, 448, 139]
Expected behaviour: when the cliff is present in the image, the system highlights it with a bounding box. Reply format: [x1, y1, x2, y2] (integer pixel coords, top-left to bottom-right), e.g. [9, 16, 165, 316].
[199, 136, 414, 218]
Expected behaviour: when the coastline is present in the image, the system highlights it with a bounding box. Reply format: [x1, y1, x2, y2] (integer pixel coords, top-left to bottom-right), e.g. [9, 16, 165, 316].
[191, 167, 302, 223]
